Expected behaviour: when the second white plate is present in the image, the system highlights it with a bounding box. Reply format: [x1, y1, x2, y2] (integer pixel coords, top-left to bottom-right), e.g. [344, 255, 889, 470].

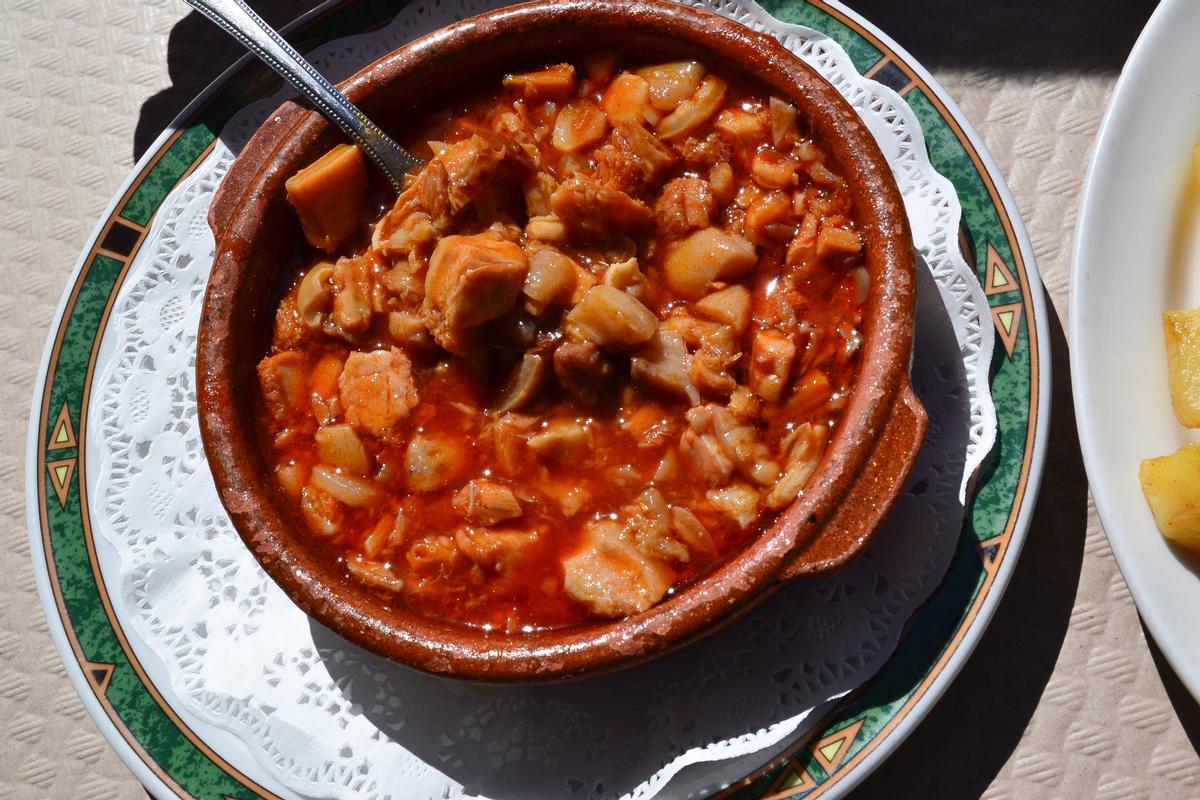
[1072, 0, 1200, 705]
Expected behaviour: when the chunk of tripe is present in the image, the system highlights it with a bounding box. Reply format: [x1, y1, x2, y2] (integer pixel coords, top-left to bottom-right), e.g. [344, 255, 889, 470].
[1139, 443, 1200, 554]
[285, 143, 367, 253]
[421, 234, 529, 354]
[1163, 307, 1200, 427]
[695, 285, 751, 335]
[406, 433, 467, 492]
[257, 350, 308, 423]
[562, 519, 674, 617]
[563, 285, 658, 349]
[662, 227, 757, 299]
[452, 479, 523, 526]
[337, 348, 419, 442]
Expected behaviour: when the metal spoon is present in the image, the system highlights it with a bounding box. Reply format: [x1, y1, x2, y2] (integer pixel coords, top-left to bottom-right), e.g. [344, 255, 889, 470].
[183, 0, 423, 193]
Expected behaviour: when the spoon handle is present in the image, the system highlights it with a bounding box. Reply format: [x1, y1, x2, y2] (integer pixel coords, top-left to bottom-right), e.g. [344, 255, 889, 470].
[183, 0, 421, 192]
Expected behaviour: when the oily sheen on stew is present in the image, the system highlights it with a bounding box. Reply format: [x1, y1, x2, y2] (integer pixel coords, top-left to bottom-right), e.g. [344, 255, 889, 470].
[256, 54, 869, 632]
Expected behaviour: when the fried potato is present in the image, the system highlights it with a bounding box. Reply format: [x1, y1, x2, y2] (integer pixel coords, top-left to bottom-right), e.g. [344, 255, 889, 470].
[1139, 443, 1200, 553]
[1163, 307, 1200, 427]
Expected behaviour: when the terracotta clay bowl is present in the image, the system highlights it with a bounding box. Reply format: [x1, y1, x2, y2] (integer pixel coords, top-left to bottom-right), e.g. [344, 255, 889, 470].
[197, 0, 927, 683]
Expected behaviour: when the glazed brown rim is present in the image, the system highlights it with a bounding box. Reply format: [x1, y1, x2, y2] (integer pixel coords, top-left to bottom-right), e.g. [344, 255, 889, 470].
[197, 0, 920, 682]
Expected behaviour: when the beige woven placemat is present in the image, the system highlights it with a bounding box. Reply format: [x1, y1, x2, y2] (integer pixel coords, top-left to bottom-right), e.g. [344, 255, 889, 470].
[1, 1, 1197, 797]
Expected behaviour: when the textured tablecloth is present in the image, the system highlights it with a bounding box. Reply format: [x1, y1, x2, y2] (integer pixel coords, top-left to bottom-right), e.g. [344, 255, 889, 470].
[2, 0, 1197, 797]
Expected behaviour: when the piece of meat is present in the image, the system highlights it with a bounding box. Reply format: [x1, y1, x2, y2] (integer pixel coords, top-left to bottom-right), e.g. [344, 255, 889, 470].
[770, 96, 799, 147]
[655, 177, 715, 239]
[562, 519, 674, 617]
[330, 254, 374, 335]
[678, 131, 732, 169]
[525, 214, 569, 244]
[626, 488, 689, 562]
[522, 172, 559, 217]
[405, 534, 462, 574]
[362, 511, 408, 559]
[816, 223, 863, 259]
[707, 404, 780, 486]
[552, 99, 609, 153]
[452, 479, 523, 525]
[679, 427, 734, 486]
[372, 169, 439, 260]
[258, 351, 308, 426]
[727, 385, 760, 421]
[636, 61, 706, 111]
[300, 485, 343, 537]
[657, 76, 728, 141]
[602, 257, 647, 300]
[387, 310, 432, 350]
[600, 72, 654, 126]
[715, 108, 770, 152]
[372, 135, 505, 258]
[492, 110, 541, 172]
[563, 285, 658, 349]
[553, 340, 615, 407]
[749, 328, 797, 404]
[346, 557, 405, 592]
[694, 285, 751, 335]
[686, 403, 779, 487]
[550, 175, 654, 237]
[272, 296, 311, 350]
[709, 161, 735, 204]
[765, 422, 827, 510]
[405, 432, 468, 492]
[527, 418, 592, 462]
[439, 134, 508, 213]
[521, 243, 578, 313]
[706, 482, 760, 529]
[539, 480, 591, 517]
[296, 261, 335, 331]
[488, 412, 537, 476]
[308, 352, 344, 425]
[274, 460, 309, 500]
[337, 348, 419, 441]
[454, 527, 540, 573]
[744, 191, 796, 244]
[690, 322, 741, 399]
[785, 212, 820, 269]
[493, 351, 549, 413]
[619, 404, 679, 449]
[420, 233, 529, 354]
[751, 150, 798, 191]
[314, 423, 371, 476]
[661, 226, 757, 299]
[671, 506, 716, 556]
[593, 121, 678, 192]
[630, 329, 700, 405]
[309, 464, 382, 507]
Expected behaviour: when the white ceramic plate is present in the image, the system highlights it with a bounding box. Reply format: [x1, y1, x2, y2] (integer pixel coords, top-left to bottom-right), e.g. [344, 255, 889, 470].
[1072, 0, 1200, 704]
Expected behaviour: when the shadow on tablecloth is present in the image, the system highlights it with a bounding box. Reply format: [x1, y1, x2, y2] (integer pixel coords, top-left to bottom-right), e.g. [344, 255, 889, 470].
[847, 0, 1159, 73]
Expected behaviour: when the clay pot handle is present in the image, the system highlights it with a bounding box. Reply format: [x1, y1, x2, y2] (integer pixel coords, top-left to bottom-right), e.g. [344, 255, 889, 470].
[777, 380, 928, 581]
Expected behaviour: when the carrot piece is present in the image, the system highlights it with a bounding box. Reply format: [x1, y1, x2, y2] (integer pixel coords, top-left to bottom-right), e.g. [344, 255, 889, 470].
[285, 143, 368, 253]
[503, 63, 576, 102]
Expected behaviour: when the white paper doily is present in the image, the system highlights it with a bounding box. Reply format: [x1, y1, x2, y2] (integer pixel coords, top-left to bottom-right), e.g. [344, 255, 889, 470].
[86, 2, 996, 798]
